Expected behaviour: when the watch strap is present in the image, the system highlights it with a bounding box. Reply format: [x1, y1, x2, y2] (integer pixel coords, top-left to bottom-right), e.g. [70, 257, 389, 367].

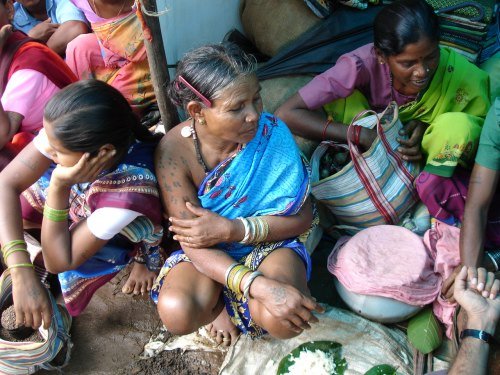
[460, 329, 494, 344]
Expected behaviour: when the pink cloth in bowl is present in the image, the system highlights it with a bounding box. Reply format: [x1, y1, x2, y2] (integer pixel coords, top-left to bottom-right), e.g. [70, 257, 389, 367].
[327, 223, 460, 337]
[328, 225, 440, 305]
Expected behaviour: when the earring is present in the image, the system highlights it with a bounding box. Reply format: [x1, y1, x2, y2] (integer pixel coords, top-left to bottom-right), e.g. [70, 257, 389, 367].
[199, 118, 206, 125]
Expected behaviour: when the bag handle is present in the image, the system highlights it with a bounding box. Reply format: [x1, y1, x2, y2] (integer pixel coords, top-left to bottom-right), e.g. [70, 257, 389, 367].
[375, 103, 419, 202]
[347, 108, 399, 224]
[348, 104, 418, 201]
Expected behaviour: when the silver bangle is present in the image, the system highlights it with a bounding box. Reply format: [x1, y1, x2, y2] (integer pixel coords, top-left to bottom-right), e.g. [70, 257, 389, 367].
[486, 251, 499, 272]
[237, 217, 251, 244]
[243, 270, 263, 299]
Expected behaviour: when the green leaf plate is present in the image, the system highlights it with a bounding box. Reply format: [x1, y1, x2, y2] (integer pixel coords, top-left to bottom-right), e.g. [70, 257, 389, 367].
[407, 307, 443, 354]
[276, 340, 347, 375]
[364, 364, 397, 375]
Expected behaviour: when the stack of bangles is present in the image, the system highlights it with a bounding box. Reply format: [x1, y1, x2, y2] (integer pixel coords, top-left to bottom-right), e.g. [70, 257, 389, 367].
[1, 239, 34, 270]
[43, 204, 69, 222]
[225, 262, 263, 299]
[236, 216, 269, 244]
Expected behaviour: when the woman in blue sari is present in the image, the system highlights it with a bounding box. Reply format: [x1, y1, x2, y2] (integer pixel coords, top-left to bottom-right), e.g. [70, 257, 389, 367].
[152, 43, 323, 345]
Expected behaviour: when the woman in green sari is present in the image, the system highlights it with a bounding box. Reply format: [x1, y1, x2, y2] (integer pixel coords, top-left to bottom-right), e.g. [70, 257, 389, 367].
[276, 0, 490, 224]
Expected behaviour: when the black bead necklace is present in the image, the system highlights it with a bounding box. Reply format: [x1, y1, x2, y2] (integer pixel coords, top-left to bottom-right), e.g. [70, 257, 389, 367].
[190, 118, 210, 174]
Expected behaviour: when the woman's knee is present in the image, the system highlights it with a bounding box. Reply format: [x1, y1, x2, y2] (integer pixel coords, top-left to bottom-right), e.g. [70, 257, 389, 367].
[259, 248, 308, 291]
[157, 290, 199, 335]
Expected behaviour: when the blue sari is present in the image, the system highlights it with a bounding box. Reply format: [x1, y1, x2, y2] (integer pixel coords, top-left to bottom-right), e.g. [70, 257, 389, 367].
[151, 113, 314, 337]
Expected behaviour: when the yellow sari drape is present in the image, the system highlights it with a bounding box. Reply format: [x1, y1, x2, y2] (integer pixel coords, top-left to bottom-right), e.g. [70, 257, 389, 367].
[399, 48, 490, 177]
[323, 48, 490, 177]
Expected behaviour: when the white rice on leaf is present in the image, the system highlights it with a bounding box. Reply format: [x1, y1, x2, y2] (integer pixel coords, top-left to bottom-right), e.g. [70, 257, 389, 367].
[285, 349, 340, 375]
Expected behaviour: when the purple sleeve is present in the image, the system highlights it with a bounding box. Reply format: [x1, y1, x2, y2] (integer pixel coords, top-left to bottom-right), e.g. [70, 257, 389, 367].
[298, 51, 370, 110]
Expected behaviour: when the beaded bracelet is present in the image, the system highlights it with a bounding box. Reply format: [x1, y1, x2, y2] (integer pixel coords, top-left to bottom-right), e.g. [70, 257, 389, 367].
[8, 263, 34, 270]
[43, 204, 70, 222]
[243, 270, 263, 299]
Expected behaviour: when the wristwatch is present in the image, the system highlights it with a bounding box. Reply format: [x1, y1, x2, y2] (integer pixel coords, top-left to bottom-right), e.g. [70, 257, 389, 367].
[460, 329, 494, 344]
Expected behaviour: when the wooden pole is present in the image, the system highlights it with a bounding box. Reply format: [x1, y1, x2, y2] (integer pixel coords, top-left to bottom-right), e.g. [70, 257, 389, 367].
[140, 0, 179, 130]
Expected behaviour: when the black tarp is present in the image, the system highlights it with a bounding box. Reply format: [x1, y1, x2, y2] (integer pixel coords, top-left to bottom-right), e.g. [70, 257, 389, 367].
[256, 5, 385, 80]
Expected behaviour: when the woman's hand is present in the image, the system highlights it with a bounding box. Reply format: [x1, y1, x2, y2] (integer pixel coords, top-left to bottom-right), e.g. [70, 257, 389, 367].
[27, 18, 59, 43]
[51, 150, 116, 188]
[11, 269, 52, 330]
[441, 264, 462, 302]
[170, 202, 239, 248]
[250, 276, 324, 332]
[397, 120, 428, 161]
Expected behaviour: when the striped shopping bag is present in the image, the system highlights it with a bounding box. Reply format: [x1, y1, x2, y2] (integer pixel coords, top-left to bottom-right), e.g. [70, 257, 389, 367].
[310, 102, 421, 234]
[0, 270, 72, 375]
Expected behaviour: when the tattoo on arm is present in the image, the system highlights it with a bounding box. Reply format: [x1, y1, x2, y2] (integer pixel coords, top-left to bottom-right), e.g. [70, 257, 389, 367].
[271, 286, 286, 304]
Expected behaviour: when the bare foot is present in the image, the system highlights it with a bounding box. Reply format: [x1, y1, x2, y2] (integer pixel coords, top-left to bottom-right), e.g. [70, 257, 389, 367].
[122, 262, 157, 295]
[205, 307, 240, 347]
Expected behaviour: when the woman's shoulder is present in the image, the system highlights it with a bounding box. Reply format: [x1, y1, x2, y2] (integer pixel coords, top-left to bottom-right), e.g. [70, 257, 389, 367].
[350, 43, 377, 58]
[158, 121, 191, 150]
[156, 121, 195, 167]
[335, 43, 377, 66]
[313, 43, 378, 83]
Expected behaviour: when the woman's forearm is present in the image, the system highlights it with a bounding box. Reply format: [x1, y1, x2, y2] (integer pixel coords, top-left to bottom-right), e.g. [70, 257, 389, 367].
[275, 93, 374, 147]
[276, 105, 347, 142]
[0, 145, 51, 259]
[0, 182, 31, 267]
[460, 165, 499, 268]
[40, 182, 72, 272]
[258, 198, 313, 241]
[183, 246, 238, 285]
[460, 207, 487, 267]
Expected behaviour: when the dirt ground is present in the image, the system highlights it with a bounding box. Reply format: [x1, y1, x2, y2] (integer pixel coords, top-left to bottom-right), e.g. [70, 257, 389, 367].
[33, 237, 340, 374]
